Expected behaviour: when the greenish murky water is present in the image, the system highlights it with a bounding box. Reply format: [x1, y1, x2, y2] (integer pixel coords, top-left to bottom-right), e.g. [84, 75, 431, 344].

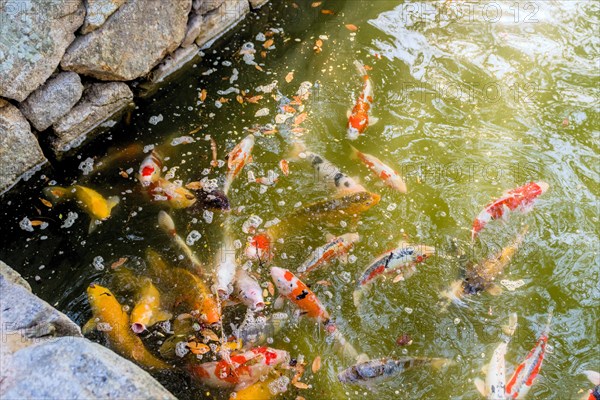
[1, 1, 599, 399]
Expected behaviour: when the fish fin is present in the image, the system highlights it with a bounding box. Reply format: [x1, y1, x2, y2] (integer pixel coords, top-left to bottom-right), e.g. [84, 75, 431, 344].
[348, 144, 360, 160]
[353, 60, 367, 76]
[369, 116, 379, 125]
[346, 109, 352, 119]
[88, 219, 99, 234]
[474, 378, 487, 396]
[536, 181, 550, 193]
[82, 319, 97, 335]
[325, 232, 336, 242]
[154, 310, 173, 323]
[487, 284, 503, 296]
[273, 295, 285, 310]
[352, 288, 364, 308]
[481, 363, 490, 374]
[43, 186, 70, 203]
[356, 353, 370, 363]
[431, 358, 455, 370]
[286, 140, 306, 160]
[107, 196, 120, 212]
[583, 370, 600, 386]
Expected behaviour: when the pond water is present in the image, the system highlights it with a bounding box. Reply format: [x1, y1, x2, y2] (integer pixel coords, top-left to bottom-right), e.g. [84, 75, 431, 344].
[1, 1, 598, 399]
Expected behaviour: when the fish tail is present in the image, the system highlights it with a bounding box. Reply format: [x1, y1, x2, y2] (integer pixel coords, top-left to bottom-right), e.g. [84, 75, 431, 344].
[542, 308, 554, 337]
[353, 60, 368, 77]
[43, 186, 71, 203]
[352, 287, 364, 307]
[286, 140, 307, 160]
[430, 358, 455, 370]
[440, 280, 467, 307]
[223, 178, 231, 196]
[348, 144, 360, 160]
[502, 312, 518, 338]
[329, 327, 361, 360]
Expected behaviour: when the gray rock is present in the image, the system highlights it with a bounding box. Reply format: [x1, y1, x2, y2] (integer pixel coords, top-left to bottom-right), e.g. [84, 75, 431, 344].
[81, 0, 127, 34]
[196, 0, 250, 49]
[0, 0, 85, 102]
[0, 100, 47, 195]
[18, 72, 84, 131]
[1, 337, 177, 400]
[61, 0, 192, 80]
[249, 0, 269, 9]
[0, 270, 82, 356]
[193, 0, 225, 14]
[149, 45, 200, 84]
[181, 12, 203, 48]
[0, 260, 31, 291]
[51, 82, 133, 156]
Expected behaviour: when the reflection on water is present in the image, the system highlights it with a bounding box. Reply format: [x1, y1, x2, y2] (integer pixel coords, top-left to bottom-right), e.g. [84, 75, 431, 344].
[1, 1, 598, 399]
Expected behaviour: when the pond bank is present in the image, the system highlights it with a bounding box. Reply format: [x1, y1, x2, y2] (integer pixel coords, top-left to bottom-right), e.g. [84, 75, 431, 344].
[0, 0, 268, 194]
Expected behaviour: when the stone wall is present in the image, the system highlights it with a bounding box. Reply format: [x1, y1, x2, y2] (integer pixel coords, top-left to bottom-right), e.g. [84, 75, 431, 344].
[0, 0, 269, 195]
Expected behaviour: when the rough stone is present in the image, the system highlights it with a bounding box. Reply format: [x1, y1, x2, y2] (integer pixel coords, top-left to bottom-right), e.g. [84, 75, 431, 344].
[61, 0, 192, 80]
[0, 100, 47, 195]
[193, 0, 225, 14]
[0, 0, 85, 102]
[18, 72, 84, 131]
[196, 0, 250, 49]
[0, 260, 31, 291]
[149, 45, 200, 84]
[81, 0, 127, 34]
[0, 336, 177, 400]
[181, 13, 203, 48]
[249, 0, 269, 9]
[51, 82, 133, 155]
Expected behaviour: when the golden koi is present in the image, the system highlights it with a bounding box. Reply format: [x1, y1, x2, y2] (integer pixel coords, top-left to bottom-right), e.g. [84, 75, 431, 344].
[43, 185, 119, 233]
[350, 145, 407, 193]
[84, 284, 168, 370]
[130, 278, 172, 334]
[224, 134, 254, 195]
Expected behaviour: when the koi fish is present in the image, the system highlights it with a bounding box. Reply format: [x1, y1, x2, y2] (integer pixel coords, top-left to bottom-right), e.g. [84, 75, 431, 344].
[83, 284, 168, 370]
[505, 312, 553, 399]
[338, 357, 452, 384]
[148, 177, 197, 209]
[298, 233, 360, 276]
[472, 182, 549, 240]
[234, 269, 265, 311]
[43, 185, 119, 233]
[292, 191, 380, 219]
[158, 210, 205, 275]
[145, 249, 221, 325]
[138, 150, 163, 187]
[445, 226, 528, 306]
[304, 149, 366, 195]
[354, 241, 435, 306]
[583, 371, 600, 400]
[215, 225, 239, 299]
[244, 233, 273, 264]
[130, 278, 172, 334]
[475, 313, 518, 400]
[350, 145, 407, 193]
[230, 375, 281, 400]
[270, 267, 330, 323]
[224, 134, 254, 195]
[347, 60, 376, 140]
[189, 346, 289, 391]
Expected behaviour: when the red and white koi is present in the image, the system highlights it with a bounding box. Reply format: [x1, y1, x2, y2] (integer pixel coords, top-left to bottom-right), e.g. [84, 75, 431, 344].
[472, 182, 549, 240]
[138, 150, 163, 187]
[475, 313, 518, 400]
[270, 267, 330, 324]
[297, 233, 359, 277]
[234, 269, 265, 311]
[347, 61, 375, 140]
[224, 134, 255, 195]
[350, 145, 406, 193]
[244, 233, 273, 264]
[583, 371, 600, 400]
[505, 312, 553, 399]
[353, 241, 435, 306]
[189, 346, 289, 391]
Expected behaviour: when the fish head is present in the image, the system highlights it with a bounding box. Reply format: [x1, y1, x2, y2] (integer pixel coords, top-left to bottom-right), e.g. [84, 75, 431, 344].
[188, 189, 230, 212]
[270, 267, 296, 296]
[86, 283, 118, 312]
[344, 191, 380, 214]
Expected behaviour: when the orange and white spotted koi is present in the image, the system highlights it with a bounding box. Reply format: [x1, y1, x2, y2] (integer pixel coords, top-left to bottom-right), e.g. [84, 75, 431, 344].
[138, 150, 163, 187]
[270, 267, 330, 324]
[297, 233, 359, 277]
[189, 346, 289, 391]
[350, 145, 406, 193]
[347, 60, 375, 140]
[505, 312, 553, 399]
[472, 181, 549, 240]
[224, 134, 255, 195]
